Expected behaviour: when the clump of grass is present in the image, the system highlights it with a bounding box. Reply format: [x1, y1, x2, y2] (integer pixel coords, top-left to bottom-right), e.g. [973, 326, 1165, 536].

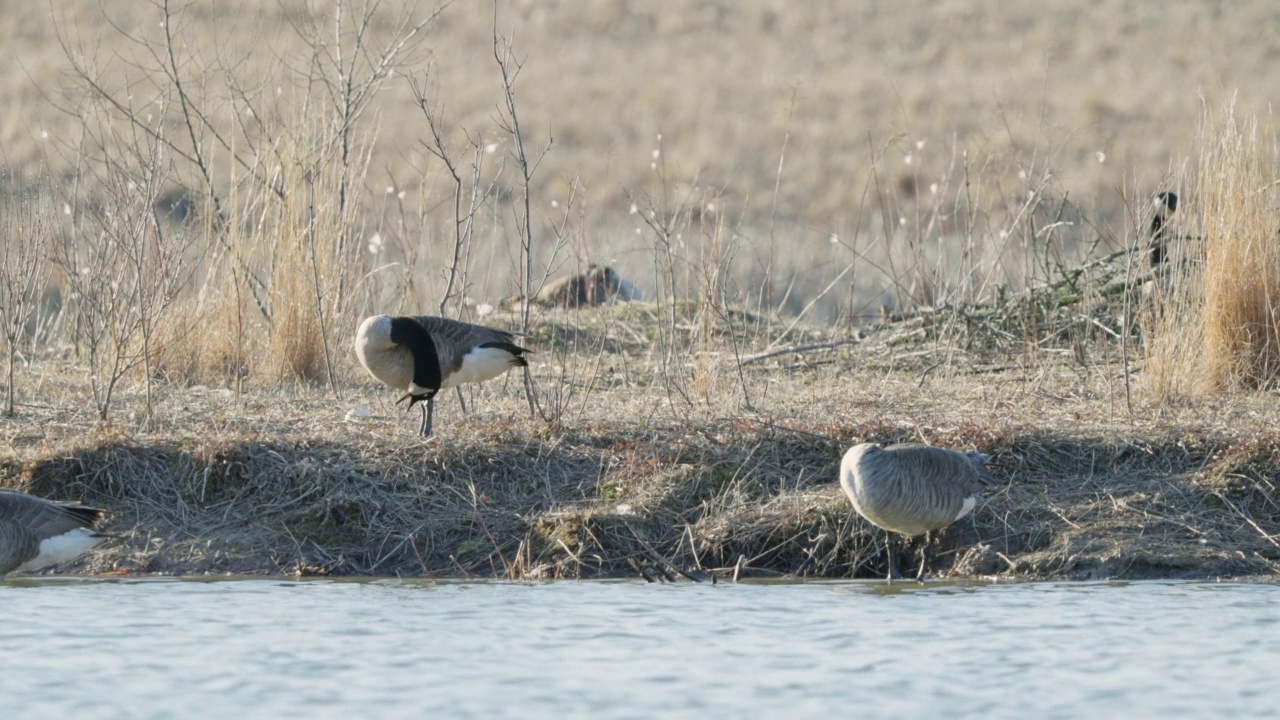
[1145, 102, 1280, 396]
[1199, 107, 1280, 389]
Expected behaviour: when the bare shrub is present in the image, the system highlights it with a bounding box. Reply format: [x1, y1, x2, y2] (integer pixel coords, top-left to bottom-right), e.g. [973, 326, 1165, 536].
[0, 178, 53, 416]
[54, 0, 439, 388]
[53, 130, 203, 423]
[410, 71, 503, 319]
[491, 11, 555, 422]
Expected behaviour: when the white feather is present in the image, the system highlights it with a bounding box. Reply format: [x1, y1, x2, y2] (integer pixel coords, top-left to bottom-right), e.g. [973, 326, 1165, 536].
[442, 346, 519, 388]
[953, 495, 977, 522]
[14, 529, 105, 572]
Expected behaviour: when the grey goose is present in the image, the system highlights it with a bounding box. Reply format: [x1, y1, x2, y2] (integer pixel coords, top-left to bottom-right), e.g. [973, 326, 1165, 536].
[840, 443, 994, 582]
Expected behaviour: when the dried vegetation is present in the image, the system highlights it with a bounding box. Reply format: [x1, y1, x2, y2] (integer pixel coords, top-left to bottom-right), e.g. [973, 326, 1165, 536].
[4, 299, 1280, 581]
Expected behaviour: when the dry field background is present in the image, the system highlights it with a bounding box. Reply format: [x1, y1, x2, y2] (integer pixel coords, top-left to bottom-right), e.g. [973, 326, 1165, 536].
[0, 0, 1279, 579]
[3, 0, 1277, 317]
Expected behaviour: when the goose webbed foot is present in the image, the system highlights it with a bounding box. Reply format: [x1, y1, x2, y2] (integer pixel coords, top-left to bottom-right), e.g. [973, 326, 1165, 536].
[395, 392, 435, 437]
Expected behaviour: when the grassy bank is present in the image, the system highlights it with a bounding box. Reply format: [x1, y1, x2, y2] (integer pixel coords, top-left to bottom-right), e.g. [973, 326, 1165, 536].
[3, 305, 1278, 581]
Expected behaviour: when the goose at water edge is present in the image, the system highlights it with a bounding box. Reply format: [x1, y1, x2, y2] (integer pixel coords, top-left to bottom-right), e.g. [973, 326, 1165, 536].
[0, 489, 114, 577]
[839, 443, 995, 582]
[354, 315, 533, 436]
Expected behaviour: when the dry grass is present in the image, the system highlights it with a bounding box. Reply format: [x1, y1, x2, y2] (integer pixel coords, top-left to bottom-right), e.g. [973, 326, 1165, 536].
[5, 1, 1277, 327]
[1199, 109, 1280, 388]
[1143, 103, 1280, 396]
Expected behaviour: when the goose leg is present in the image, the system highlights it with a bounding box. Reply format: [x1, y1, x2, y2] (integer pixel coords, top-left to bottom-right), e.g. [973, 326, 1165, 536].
[419, 396, 435, 437]
[915, 532, 932, 582]
[884, 531, 900, 584]
[455, 387, 467, 415]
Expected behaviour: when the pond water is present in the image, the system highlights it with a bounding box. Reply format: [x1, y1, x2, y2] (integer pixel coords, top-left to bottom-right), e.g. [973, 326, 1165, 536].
[2, 578, 1277, 719]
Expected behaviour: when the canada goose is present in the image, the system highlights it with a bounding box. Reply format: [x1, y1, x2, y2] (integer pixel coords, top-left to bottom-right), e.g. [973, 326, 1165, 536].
[0, 490, 113, 577]
[840, 443, 994, 582]
[354, 315, 533, 436]
[502, 264, 643, 310]
[1149, 191, 1178, 267]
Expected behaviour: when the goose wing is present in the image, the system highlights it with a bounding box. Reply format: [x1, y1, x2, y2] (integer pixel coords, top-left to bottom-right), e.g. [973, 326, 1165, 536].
[881, 445, 994, 531]
[409, 316, 526, 375]
[0, 491, 105, 538]
[896, 445, 993, 492]
[0, 491, 105, 573]
[0, 516, 38, 574]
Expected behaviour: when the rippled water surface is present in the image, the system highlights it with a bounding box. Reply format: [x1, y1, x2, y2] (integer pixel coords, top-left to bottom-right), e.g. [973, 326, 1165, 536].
[3, 578, 1278, 719]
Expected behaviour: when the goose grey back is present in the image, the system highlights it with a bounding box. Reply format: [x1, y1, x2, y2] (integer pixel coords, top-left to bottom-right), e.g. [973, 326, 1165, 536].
[840, 443, 994, 536]
[0, 490, 110, 575]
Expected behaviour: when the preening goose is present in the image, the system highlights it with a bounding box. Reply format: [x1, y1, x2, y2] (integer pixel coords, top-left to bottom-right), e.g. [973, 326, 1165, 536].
[0, 490, 113, 577]
[1149, 191, 1178, 267]
[840, 443, 994, 582]
[354, 315, 533, 436]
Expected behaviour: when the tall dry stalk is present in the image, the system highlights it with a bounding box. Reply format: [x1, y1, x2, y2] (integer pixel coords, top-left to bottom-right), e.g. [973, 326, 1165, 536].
[493, 3, 552, 420]
[411, 71, 503, 318]
[265, 114, 375, 384]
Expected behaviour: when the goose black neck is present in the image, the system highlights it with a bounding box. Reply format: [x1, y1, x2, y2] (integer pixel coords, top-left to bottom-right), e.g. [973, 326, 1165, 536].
[1149, 215, 1168, 266]
[389, 317, 443, 391]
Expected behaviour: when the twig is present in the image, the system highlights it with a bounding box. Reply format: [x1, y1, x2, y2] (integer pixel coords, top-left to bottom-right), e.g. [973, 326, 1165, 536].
[627, 557, 657, 583]
[1215, 491, 1280, 549]
[408, 535, 432, 575]
[740, 338, 861, 366]
[622, 519, 701, 582]
[1088, 316, 1122, 340]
